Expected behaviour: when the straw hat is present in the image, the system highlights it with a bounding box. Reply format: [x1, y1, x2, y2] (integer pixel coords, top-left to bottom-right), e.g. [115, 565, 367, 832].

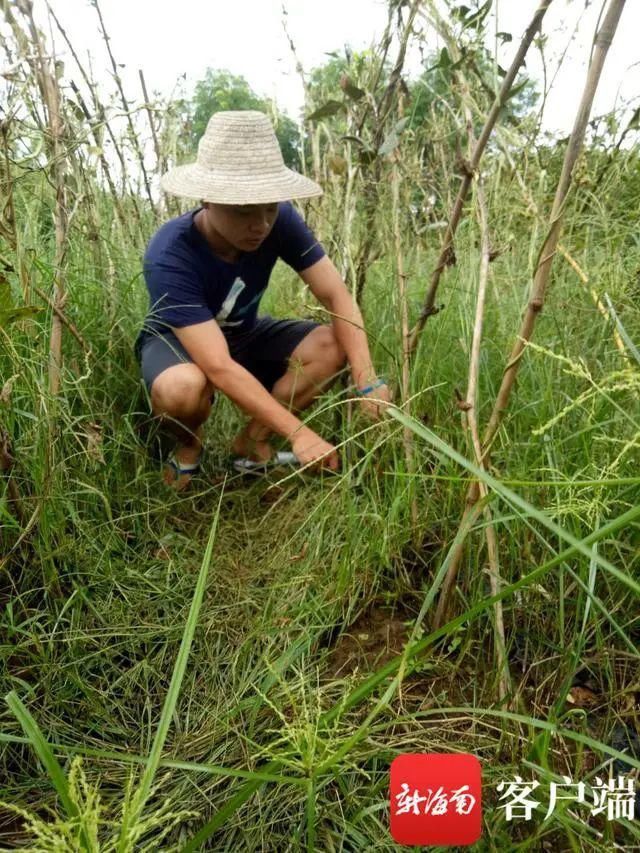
[160, 110, 322, 205]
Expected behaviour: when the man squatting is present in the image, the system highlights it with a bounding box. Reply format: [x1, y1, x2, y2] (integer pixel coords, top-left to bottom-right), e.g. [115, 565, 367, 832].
[135, 111, 392, 488]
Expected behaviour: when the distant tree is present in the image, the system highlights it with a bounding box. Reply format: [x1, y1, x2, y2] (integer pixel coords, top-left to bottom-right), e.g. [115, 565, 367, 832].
[303, 42, 537, 156]
[183, 68, 302, 168]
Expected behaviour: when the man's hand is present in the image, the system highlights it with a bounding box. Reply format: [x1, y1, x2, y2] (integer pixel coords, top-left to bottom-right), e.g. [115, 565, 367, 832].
[290, 427, 340, 472]
[357, 381, 393, 421]
[300, 259, 392, 424]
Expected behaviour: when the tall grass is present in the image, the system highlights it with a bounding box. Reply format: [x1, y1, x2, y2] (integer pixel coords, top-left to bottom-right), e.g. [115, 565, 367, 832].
[1, 1, 639, 850]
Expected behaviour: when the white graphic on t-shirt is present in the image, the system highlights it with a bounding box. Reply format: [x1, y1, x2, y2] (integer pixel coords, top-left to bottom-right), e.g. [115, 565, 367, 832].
[215, 277, 245, 327]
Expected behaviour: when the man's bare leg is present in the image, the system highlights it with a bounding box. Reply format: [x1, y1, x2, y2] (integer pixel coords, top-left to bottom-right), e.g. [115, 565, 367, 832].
[150, 363, 213, 489]
[232, 325, 346, 460]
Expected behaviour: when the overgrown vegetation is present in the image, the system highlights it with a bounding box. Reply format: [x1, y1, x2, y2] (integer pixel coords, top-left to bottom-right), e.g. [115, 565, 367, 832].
[1, 0, 638, 850]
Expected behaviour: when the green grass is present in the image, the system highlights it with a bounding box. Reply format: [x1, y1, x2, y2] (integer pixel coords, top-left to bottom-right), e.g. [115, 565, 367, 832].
[1, 153, 639, 851]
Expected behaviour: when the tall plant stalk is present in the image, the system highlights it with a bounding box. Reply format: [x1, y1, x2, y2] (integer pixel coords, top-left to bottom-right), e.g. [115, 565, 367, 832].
[481, 0, 626, 454]
[412, 4, 507, 659]
[281, 4, 321, 185]
[463, 176, 510, 701]
[497, 131, 629, 359]
[46, 2, 141, 244]
[93, 0, 157, 220]
[48, 0, 153, 242]
[390, 99, 418, 539]
[431, 36, 511, 693]
[19, 4, 68, 395]
[434, 0, 627, 627]
[354, 0, 420, 305]
[0, 111, 29, 301]
[408, 0, 554, 354]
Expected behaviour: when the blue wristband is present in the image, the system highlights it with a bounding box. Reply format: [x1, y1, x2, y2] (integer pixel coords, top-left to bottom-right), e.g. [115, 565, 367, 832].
[356, 377, 387, 396]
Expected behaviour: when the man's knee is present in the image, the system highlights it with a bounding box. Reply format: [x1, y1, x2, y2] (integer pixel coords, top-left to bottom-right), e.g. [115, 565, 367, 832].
[312, 325, 347, 373]
[151, 364, 211, 418]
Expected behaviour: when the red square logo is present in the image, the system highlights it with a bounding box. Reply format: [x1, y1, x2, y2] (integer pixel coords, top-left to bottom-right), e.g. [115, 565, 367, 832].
[390, 753, 482, 846]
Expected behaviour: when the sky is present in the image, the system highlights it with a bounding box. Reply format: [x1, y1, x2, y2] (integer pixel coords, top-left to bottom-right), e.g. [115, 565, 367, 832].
[36, 1, 640, 135]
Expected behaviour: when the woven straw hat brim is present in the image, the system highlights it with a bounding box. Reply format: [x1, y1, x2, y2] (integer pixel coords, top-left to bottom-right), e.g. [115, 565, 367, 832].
[160, 163, 323, 204]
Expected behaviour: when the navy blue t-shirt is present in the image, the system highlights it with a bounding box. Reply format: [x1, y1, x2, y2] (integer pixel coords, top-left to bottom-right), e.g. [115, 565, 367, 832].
[136, 201, 325, 351]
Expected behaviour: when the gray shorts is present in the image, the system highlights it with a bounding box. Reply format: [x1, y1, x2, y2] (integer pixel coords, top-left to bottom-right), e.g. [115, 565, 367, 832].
[137, 315, 320, 395]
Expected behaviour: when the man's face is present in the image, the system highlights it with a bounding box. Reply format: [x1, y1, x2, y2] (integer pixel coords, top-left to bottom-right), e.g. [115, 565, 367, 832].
[203, 202, 279, 252]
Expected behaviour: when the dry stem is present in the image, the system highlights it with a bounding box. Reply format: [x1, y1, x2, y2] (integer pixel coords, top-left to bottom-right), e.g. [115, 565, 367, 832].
[390, 103, 418, 538]
[408, 0, 554, 354]
[93, 0, 157, 218]
[481, 0, 626, 453]
[434, 0, 627, 626]
[498, 133, 628, 358]
[17, 3, 68, 395]
[463, 176, 510, 701]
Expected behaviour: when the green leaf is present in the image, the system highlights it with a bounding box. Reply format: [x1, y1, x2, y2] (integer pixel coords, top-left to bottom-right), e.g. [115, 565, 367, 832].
[506, 79, 530, 101]
[0, 731, 304, 786]
[5, 691, 92, 851]
[358, 147, 377, 166]
[427, 47, 453, 74]
[70, 101, 87, 123]
[626, 106, 640, 130]
[306, 100, 345, 121]
[0, 278, 14, 309]
[387, 408, 640, 598]
[377, 117, 409, 156]
[602, 292, 640, 367]
[378, 132, 399, 157]
[0, 306, 42, 325]
[439, 47, 452, 71]
[118, 491, 224, 850]
[463, 0, 493, 30]
[340, 134, 366, 147]
[451, 4, 472, 20]
[341, 79, 366, 101]
[5, 691, 77, 816]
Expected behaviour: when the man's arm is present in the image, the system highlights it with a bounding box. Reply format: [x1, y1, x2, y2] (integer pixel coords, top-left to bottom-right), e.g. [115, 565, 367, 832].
[171, 320, 338, 467]
[299, 256, 386, 392]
